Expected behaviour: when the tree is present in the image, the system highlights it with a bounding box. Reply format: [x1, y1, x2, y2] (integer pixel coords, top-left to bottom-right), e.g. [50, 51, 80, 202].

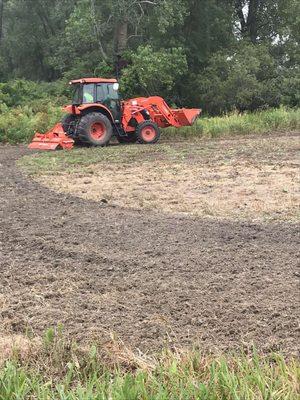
[196, 42, 281, 114]
[120, 45, 188, 100]
[0, 0, 298, 111]
[0, 0, 4, 45]
[234, 0, 283, 43]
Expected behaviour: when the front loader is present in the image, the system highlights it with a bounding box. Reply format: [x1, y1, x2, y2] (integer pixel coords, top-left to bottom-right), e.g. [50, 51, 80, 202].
[29, 78, 201, 150]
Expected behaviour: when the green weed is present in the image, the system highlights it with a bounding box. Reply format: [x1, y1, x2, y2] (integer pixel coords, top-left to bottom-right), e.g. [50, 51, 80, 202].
[0, 333, 299, 400]
[0, 101, 63, 144]
[165, 107, 300, 139]
[1, 105, 299, 145]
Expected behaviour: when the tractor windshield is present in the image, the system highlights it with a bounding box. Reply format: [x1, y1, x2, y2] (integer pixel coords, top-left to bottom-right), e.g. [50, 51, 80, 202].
[72, 83, 95, 105]
[82, 84, 95, 103]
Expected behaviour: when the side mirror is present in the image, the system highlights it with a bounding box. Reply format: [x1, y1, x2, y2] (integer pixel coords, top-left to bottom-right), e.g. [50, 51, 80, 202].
[113, 82, 119, 91]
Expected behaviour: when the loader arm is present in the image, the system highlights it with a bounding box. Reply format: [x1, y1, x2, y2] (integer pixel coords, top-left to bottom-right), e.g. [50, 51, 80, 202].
[122, 96, 201, 132]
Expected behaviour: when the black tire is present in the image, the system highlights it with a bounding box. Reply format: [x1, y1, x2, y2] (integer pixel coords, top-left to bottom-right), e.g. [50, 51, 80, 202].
[136, 121, 161, 144]
[61, 114, 77, 135]
[116, 133, 137, 144]
[77, 112, 113, 146]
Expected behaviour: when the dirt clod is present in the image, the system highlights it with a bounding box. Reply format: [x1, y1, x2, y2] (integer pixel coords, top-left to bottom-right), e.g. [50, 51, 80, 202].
[0, 137, 299, 356]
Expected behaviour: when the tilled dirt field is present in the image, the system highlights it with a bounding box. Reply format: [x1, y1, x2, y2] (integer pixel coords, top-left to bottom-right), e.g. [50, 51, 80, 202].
[34, 134, 300, 222]
[0, 142, 300, 356]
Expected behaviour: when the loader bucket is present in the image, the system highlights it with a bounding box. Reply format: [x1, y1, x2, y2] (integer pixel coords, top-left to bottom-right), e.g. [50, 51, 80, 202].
[173, 108, 202, 127]
[28, 123, 74, 150]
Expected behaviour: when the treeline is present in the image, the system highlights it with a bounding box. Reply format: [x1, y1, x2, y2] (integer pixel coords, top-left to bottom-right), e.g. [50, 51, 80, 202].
[0, 0, 299, 114]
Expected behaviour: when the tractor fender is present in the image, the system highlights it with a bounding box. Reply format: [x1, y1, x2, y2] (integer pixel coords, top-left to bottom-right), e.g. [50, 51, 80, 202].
[77, 104, 115, 123]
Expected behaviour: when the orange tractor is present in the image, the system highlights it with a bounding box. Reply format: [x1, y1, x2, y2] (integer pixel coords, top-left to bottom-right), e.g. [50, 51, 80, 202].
[29, 78, 201, 150]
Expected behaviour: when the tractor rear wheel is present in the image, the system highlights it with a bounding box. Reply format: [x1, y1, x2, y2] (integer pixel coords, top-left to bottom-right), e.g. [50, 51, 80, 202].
[136, 121, 161, 144]
[77, 112, 113, 146]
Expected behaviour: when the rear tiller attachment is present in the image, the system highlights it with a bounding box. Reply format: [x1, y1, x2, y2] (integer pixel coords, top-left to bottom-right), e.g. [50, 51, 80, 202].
[28, 123, 74, 150]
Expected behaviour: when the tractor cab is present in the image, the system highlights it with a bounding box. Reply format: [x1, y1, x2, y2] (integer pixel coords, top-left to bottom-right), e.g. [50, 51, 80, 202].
[70, 78, 120, 119]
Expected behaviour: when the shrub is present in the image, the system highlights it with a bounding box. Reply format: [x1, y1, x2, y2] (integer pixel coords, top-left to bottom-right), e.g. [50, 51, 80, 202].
[0, 102, 63, 144]
[0, 79, 69, 108]
[0, 79, 70, 143]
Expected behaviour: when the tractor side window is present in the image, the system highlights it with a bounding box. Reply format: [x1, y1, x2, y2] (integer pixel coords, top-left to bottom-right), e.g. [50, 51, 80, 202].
[82, 84, 95, 104]
[95, 83, 120, 118]
[96, 84, 119, 103]
[107, 84, 119, 100]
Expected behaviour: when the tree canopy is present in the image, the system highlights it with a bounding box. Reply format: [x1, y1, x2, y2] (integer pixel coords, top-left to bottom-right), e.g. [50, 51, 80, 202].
[0, 0, 299, 114]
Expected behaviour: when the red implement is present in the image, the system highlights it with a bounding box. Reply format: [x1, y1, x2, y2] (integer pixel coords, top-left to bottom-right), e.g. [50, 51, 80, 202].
[28, 123, 74, 150]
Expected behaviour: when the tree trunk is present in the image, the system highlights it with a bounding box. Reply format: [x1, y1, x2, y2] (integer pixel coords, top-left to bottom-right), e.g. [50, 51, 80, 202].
[115, 20, 128, 56]
[235, 0, 260, 43]
[0, 0, 4, 46]
[247, 0, 260, 43]
[234, 0, 247, 37]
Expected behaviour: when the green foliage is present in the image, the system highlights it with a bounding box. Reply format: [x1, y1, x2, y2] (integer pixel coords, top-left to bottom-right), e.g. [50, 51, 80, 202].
[0, 336, 299, 400]
[0, 79, 69, 144]
[0, 101, 63, 144]
[193, 43, 282, 114]
[0, 0, 299, 114]
[0, 79, 68, 108]
[0, 0, 74, 80]
[281, 68, 300, 108]
[165, 107, 300, 138]
[151, 0, 188, 35]
[120, 45, 188, 98]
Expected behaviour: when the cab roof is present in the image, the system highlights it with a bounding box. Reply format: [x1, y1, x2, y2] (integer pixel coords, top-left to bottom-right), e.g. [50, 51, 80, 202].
[70, 78, 117, 84]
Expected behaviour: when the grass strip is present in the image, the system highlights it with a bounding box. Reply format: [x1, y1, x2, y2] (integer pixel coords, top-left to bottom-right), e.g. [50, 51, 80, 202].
[0, 330, 299, 399]
[1, 105, 299, 144]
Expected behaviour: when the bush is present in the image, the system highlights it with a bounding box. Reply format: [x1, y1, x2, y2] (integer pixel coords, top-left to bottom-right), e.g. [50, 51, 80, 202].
[0, 79, 70, 143]
[0, 102, 63, 144]
[0, 79, 69, 108]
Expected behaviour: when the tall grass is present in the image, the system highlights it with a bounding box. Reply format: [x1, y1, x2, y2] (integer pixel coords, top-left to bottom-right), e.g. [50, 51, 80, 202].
[165, 107, 300, 139]
[0, 104, 299, 144]
[0, 330, 299, 399]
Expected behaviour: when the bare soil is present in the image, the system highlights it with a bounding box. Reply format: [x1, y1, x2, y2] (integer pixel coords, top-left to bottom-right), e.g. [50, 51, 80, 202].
[0, 136, 300, 356]
[35, 134, 300, 222]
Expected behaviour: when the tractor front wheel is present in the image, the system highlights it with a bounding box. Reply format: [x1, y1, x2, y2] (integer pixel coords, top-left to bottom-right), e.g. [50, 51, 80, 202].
[77, 112, 113, 146]
[136, 121, 161, 144]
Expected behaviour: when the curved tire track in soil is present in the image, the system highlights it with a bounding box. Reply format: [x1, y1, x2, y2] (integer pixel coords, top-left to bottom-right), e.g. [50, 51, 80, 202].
[0, 145, 299, 355]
